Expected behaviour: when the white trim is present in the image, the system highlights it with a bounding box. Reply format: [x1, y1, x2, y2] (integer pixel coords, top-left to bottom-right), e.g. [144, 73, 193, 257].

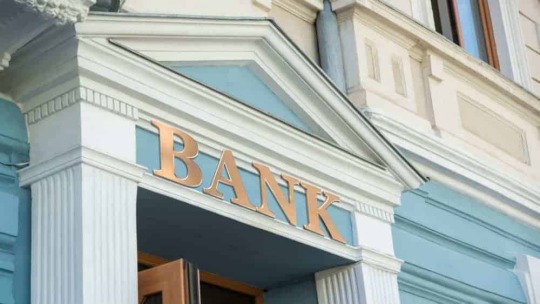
[315, 253, 402, 304]
[369, 110, 540, 229]
[25, 86, 139, 124]
[19, 146, 146, 186]
[488, 0, 532, 90]
[514, 255, 540, 304]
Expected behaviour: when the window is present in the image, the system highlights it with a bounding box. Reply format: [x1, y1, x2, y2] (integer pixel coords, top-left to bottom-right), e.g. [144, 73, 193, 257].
[431, 0, 499, 68]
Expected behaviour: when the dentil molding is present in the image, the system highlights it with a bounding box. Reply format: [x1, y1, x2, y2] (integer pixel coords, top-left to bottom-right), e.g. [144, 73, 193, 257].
[25, 86, 139, 125]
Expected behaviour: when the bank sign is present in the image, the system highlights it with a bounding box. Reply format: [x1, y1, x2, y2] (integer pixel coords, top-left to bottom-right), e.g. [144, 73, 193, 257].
[136, 120, 354, 245]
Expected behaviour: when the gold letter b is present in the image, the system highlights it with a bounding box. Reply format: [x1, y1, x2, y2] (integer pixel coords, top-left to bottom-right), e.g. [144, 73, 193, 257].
[152, 120, 202, 188]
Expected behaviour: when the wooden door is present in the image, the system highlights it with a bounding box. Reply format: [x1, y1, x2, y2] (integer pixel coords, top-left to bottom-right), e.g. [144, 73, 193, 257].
[138, 259, 199, 304]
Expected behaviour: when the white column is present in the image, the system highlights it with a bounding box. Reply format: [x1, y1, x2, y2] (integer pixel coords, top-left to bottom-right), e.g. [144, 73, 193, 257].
[316, 249, 402, 304]
[514, 255, 540, 304]
[19, 88, 145, 304]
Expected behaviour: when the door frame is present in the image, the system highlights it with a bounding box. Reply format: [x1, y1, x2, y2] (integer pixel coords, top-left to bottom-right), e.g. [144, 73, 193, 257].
[138, 252, 264, 304]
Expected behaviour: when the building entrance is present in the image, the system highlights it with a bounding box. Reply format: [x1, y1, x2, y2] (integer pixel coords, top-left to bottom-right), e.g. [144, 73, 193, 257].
[138, 253, 264, 304]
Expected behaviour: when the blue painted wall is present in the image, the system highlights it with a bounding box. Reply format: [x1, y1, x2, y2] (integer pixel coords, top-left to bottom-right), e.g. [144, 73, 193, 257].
[0, 99, 30, 304]
[169, 65, 313, 133]
[394, 181, 540, 304]
[264, 276, 319, 304]
[136, 127, 355, 245]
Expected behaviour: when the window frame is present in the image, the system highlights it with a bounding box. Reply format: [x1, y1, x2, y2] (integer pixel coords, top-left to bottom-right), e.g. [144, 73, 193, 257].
[433, 0, 500, 68]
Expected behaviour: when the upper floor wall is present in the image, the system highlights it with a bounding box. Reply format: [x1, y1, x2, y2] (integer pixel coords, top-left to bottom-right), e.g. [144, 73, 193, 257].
[370, 0, 540, 96]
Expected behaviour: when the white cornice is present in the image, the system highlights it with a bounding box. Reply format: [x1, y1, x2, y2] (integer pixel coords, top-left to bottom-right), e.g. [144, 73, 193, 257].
[369, 110, 540, 229]
[24, 86, 139, 124]
[359, 246, 403, 273]
[19, 146, 146, 186]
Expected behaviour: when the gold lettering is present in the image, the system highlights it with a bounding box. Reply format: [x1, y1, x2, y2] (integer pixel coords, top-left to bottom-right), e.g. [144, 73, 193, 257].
[204, 149, 256, 210]
[152, 120, 202, 187]
[252, 162, 299, 225]
[301, 182, 346, 244]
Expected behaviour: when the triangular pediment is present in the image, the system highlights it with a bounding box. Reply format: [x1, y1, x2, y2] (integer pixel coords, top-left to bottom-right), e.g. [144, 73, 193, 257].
[169, 64, 315, 134]
[75, 13, 424, 189]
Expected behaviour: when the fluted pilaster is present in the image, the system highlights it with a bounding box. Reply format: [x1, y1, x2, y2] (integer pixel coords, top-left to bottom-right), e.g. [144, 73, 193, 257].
[316, 250, 402, 304]
[21, 147, 145, 304]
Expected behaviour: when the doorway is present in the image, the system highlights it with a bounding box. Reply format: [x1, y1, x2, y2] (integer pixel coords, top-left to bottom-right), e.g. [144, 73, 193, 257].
[138, 252, 264, 304]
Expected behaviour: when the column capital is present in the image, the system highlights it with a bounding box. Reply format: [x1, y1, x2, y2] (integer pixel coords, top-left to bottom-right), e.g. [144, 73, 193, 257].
[514, 255, 540, 304]
[19, 146, 146, 187]
[358, 247, 403, 273]
[316, 248, 402, 304]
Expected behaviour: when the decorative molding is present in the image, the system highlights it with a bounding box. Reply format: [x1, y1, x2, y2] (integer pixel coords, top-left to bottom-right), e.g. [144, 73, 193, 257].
[14, 0, 95, 24]
[395, 215, 515, 269]
[252, 0, 272, 12]
[0, 52, 10, 71]
[514, 255, 540, 304]
[19, 146, 145, 187]
[25, 86, 139, 125]
[457, 93, 529, 164]
[359, 247, 402, 273]
[488, 0, 532, 90]
[391, 56, 406, 97]
[0, 232, 16, 256]
[273, 0, 323, 23]
[357, 201, 393, 223]
[316, 251, 402, 304]
[415, 191, 540, 255]
[364, 41, 380, 82]
[368, 110, 540, 229]
[30, 162, 139, 303]
[400, 263, 524, 304]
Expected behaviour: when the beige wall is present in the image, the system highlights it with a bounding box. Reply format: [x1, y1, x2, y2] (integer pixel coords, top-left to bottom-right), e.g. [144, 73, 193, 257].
[270, 4, 319, 62]
[337, 1, 540, 195]
[518, 0, 540, 96]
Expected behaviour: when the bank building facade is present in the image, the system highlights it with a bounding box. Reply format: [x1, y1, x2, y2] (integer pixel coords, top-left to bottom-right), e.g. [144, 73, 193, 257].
[1, 0, 540, 303]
